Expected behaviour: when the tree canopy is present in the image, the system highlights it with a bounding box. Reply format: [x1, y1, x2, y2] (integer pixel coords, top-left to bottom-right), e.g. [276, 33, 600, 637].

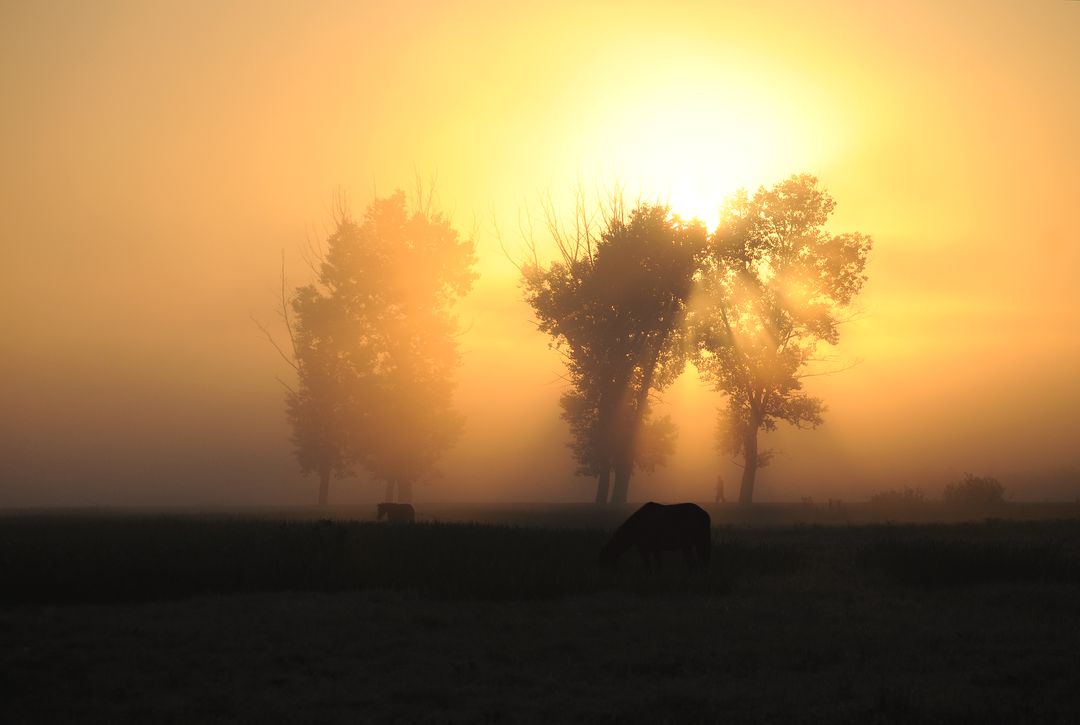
[287, 192, 476, 504]
[522, 201, 706, 504]
[691, 174, 871, 504]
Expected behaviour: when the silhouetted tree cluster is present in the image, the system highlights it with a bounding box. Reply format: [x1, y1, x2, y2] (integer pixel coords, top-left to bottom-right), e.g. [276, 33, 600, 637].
[524, 175, 871, 504]
[286, 192, 476, 505]
[271, 174, 868, 507]
[521, 201, 706, 504]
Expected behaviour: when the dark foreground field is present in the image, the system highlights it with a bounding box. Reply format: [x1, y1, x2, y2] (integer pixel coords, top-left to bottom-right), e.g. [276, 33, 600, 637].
[4, 512, 1080, 723]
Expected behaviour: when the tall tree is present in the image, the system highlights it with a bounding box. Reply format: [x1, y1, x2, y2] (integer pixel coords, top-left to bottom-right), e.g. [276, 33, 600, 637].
[287, 191, 476, 505]
[692, 174, 871, 505]
[523, 200, 705, 504]
[285, 279, 355, 506]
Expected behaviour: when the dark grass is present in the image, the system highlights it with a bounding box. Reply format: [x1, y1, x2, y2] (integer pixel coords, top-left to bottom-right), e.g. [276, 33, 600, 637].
[5, 514, 1080, 723]
[4, 515, 1080, 606]
[857, 534, 1077, 588]
[0, 517, 740, 605]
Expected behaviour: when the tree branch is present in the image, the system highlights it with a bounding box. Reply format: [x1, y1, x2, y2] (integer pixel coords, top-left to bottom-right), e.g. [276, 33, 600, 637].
[797, 358, 863, 379]
[251, 313, 299, 372]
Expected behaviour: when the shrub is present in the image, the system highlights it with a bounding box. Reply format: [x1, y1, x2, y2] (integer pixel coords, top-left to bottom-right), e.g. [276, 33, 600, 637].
[869, 487, 926, 507]
[943, 474, 1006, 507]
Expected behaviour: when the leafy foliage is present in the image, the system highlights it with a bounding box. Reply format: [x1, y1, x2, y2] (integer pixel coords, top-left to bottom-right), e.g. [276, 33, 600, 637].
[522, 202, 706, 503]
[287, 192, 476, 503]
[692, 175, 871, 504]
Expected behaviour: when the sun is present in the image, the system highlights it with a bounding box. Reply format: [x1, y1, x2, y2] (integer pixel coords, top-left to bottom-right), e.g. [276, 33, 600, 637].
[616, 106, 797, 233]
[567, 65, 835, 233]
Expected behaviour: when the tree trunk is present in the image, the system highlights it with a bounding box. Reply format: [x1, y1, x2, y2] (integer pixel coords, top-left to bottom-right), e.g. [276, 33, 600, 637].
[318, 468, 330, 507]
[594, 467, 611, 505]
[399, 480, 413, 504]
[610, 460, 632, 505]
[611, 341, 661, 508]
[739, 426, 759, 506]
[383, 480, 395, 503]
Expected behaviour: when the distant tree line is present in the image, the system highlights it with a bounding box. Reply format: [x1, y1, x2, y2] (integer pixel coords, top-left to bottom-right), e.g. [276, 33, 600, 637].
[269, 174, 871, 506]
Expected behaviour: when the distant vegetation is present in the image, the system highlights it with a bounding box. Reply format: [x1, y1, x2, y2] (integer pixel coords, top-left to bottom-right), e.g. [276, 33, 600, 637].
[870, 486, 927, 506]
[943, 473, 1007, 508]
[869, 474, 1007, 518]
[869, 486, 928, 517]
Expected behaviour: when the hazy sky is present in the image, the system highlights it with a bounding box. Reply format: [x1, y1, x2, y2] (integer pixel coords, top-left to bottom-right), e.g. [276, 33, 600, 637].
[2, 0, 1078, 506]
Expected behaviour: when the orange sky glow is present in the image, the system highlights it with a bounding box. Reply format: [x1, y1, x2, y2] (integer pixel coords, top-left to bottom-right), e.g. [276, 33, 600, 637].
[2, 0, 1078, 505]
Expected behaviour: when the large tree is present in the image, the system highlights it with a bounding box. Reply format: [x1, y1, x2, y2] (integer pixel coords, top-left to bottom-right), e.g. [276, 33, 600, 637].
[692, 175, 871, 505]
[285, 278, 355, 506]
[287, 192, 476, 505]
[522, 201, 705, 504]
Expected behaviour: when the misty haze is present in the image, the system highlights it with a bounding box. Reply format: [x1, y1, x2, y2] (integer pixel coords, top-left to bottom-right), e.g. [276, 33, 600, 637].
[3, 1, 1080, 723]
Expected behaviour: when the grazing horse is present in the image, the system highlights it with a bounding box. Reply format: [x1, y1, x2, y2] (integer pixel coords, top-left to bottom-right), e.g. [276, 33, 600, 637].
[376, 503, 415, 523]
[600, 502, 711, 568]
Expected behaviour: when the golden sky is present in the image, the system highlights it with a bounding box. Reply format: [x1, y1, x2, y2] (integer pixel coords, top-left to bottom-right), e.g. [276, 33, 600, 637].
[2, 0, 1078, 505]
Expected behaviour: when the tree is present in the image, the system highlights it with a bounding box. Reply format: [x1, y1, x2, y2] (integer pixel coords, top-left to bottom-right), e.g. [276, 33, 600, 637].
[285, 279, 355, 506]
[522, 198, 705, 504]
[286, 191, 476, 505]
[692, 175, 871, 506]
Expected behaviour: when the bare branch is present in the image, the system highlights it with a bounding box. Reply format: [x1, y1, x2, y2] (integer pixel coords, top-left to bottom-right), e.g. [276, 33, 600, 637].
[279, 250, 298, 358]
[300, 223, 324, 280]
[450, 317, 475, 339]
[251, 313, 298, 372]
[274, 375, 297, 394]
[797, 358, 863, 379]
[329, 186, 351, 226]
[495, 214, 527, 275]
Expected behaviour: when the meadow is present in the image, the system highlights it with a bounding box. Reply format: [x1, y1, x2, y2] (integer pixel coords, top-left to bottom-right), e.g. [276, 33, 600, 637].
[3, 507, 1080, 722]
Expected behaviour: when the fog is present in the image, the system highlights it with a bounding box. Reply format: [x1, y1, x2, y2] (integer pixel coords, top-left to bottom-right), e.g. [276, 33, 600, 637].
[2, 0, 1078, 506]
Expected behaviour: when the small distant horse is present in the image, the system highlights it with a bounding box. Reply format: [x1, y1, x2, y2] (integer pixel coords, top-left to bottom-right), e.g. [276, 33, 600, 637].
[376, 503, 415, 523]
[600, 502, 711, 568]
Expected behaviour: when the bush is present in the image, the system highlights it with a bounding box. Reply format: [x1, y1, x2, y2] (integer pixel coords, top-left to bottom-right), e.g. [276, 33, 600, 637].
[943, 474, 1006, 507]
[869, 487, 926, 507]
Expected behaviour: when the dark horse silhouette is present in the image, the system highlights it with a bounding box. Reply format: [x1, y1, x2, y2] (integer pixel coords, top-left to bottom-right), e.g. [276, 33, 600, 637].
[376, 503, 415, 523]
[600, 502, 711, 568]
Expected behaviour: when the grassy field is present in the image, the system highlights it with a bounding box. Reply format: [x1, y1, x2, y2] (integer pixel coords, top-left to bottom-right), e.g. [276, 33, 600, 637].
[3, 510, 1080, 722]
